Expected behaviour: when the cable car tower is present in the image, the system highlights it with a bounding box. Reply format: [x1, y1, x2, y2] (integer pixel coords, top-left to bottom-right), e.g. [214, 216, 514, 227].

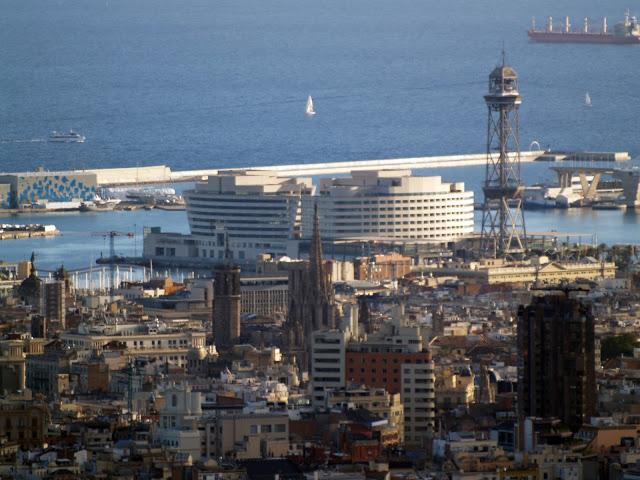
[479, 53, 527, 258]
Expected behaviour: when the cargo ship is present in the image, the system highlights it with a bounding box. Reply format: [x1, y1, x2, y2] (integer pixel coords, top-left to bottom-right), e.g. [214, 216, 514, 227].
[528, 12, 640, 44]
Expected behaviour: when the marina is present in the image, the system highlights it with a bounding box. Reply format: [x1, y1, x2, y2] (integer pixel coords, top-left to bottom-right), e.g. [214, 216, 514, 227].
[1, 160, 640, 271]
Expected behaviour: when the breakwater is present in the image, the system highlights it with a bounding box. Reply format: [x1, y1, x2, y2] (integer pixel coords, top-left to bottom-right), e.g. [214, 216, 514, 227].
[1, 151, 547, 187]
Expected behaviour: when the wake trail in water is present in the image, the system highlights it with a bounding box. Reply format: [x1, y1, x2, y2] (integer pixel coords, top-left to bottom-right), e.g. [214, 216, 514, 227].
[0, 138, 46, 144]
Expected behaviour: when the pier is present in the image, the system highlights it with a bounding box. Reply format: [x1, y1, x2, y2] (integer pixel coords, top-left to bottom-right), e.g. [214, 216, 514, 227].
[552, 166, 618, 201]
[171, 150, 548, 182]
[3, 149, 639, 212]
[5, 150, 637, 188]
[10, 150, 546, 187]
[550, 165, 640, 208]
[0, 224, 58, 240]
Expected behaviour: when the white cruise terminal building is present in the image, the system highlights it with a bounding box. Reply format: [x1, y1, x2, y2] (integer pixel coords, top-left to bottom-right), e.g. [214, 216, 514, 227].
[144, 169, 474, 266]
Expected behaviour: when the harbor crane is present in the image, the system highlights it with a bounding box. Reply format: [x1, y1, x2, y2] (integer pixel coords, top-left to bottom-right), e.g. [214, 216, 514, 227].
[91, 230, 134, 296]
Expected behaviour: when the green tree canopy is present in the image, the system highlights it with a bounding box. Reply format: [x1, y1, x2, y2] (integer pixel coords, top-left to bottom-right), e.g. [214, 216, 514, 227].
[601, 333, 640, 361]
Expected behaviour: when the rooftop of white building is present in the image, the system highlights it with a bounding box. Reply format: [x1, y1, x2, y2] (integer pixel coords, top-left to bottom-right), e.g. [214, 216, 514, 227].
[318, 169, 467, 195]
[190, 170, 314, 195]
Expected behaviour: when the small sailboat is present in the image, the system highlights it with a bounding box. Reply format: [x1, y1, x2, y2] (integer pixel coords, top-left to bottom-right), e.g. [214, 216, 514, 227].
[585, 92, 592, 107]
[305, 95, 316, 116]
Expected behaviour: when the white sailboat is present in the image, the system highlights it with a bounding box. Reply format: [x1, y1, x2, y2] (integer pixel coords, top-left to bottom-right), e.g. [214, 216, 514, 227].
[305, 95, 316, 116]
[585, 92, 592, 107]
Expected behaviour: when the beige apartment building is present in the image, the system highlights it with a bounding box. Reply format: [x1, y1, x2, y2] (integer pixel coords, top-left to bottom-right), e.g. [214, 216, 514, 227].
[432, 257, 616, 285]
[61, 327, 206, 368]
[435, 368, 475, 410]
[326, 386, 404, 445]
[203, 412, 289, 459]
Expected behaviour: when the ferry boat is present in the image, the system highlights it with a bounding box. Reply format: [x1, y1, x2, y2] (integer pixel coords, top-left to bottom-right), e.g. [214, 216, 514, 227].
[48, 130, 86, 143]
[528, 12, 640, 44]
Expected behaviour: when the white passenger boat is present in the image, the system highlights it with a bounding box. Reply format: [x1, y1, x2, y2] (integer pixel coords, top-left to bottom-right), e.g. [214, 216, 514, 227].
[49, 130, 85, 143]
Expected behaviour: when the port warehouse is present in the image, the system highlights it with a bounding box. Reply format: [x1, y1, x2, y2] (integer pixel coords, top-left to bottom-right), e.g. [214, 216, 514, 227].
[0, 150, 629, 210]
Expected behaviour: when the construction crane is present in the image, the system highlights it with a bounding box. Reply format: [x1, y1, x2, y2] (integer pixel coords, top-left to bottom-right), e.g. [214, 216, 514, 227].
[91, 230, 133, 296]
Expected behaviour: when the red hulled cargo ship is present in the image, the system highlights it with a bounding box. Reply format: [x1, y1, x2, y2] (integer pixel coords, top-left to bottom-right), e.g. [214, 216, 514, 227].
[528, 12, 640, 44]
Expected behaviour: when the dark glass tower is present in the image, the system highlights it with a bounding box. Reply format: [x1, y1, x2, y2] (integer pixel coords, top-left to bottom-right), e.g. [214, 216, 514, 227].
[517, 290, 596, 431]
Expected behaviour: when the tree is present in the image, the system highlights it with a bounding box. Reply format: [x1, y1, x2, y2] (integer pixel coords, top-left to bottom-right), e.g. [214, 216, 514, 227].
[601, 333, 640, 361]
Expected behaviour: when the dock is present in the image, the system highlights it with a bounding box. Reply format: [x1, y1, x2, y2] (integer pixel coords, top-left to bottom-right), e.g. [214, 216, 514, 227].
[535, 151, 631, 162]
[0, 224, 59, 240]
[4, 149, 634, 188]
[0, 149, 634, 212]
[169, 150, 548, 182]
[39, 150, 546, 186]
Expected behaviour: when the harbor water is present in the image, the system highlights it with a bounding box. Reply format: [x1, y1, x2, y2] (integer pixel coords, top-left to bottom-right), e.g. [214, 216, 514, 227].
[1, 161, 639, 270]
[1, 0, 640, 172]
[2, 0, 640, 268]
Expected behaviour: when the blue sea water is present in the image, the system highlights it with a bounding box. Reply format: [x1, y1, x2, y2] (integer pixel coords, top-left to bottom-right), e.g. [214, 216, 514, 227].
[1, 0, 639, 171]
[1, 0, 640, 268]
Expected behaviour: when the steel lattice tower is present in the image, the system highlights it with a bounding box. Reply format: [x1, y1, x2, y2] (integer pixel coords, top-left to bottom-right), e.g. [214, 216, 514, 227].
[479, 56, 527, 258]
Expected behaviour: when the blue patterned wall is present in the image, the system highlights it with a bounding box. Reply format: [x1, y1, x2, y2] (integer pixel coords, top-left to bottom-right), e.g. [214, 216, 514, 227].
[16, 174, 97, 206]
[0, 184, 11, 209]
[0, 173, 98, 209]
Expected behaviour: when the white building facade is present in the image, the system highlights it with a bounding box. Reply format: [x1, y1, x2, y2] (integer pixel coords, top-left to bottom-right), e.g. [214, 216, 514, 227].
[310, 329, 351, 409]
[155, 385, 203, 459]
[60, 326, 206, 368]
[304, 170, 474, 243]
[144, 169, 474, 266]
[401, 361, 436, 445]
[183, 171, 315, 262]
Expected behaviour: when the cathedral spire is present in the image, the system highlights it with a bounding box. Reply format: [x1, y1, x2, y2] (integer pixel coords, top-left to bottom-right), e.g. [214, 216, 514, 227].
[309, 203, 327, 295]
[310, 203, 323, 262]
[223, 231, 232, 265]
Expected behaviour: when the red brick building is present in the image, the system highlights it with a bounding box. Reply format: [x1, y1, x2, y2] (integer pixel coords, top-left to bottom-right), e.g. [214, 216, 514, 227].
[345, 350, 432, 394]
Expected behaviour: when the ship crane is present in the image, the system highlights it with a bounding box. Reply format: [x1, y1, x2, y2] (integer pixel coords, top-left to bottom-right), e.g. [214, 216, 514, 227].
[91, 230, 134, 297]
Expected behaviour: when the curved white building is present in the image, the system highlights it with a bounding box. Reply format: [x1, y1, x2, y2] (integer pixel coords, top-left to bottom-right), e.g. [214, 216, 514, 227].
[304, 170, 474, 242]
[148, 169, 473, 267]
[183, 171, 314, 261]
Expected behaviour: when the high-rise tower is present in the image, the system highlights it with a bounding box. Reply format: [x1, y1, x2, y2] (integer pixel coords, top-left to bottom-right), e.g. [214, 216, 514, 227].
[213, 235, 241, 349]
[480, 55, 527, 258]
[517, 290, 596, 431]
